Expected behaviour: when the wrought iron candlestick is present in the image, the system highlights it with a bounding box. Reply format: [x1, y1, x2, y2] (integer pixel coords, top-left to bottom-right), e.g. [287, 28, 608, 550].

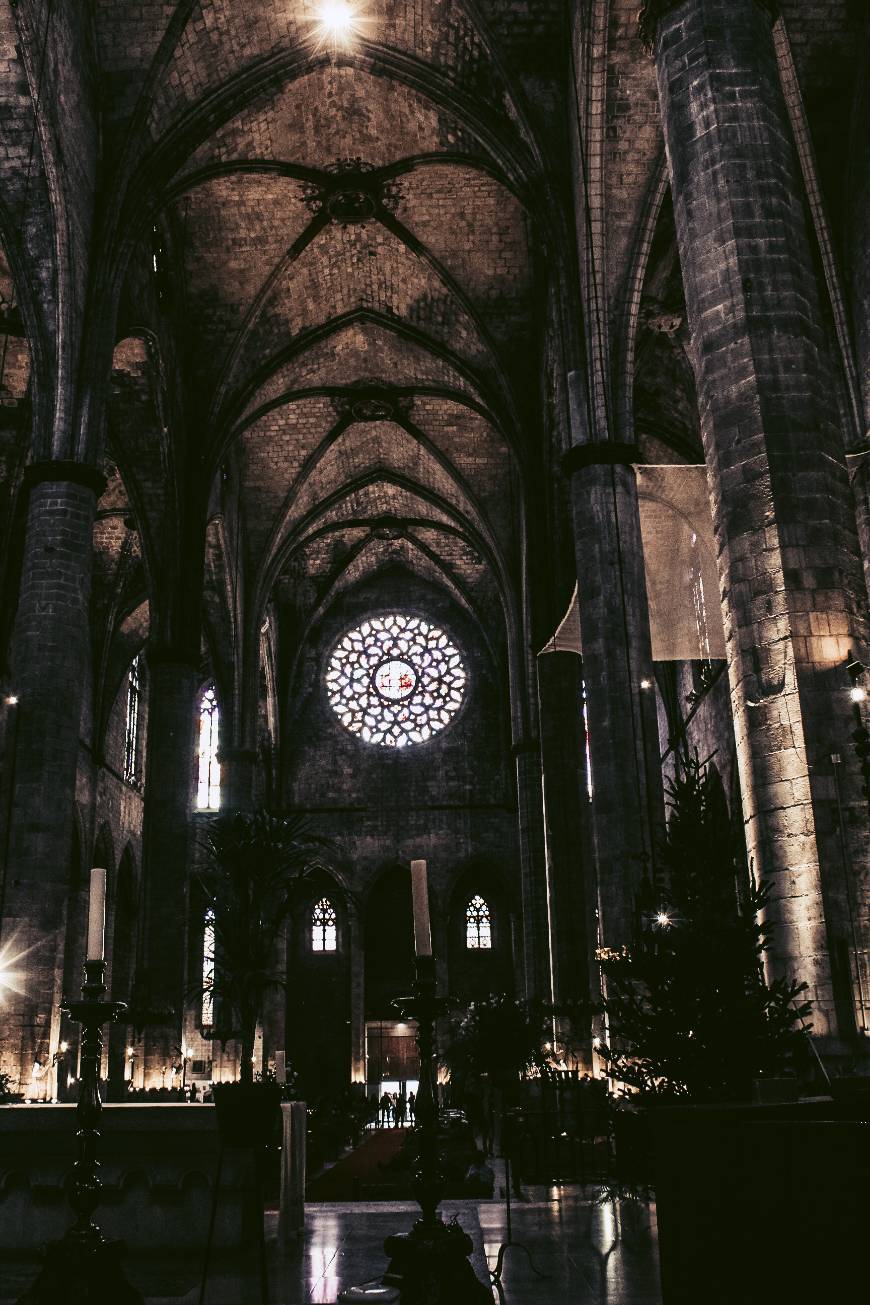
[19, 959, 144, 1305]
[380, 956, 491, 1305]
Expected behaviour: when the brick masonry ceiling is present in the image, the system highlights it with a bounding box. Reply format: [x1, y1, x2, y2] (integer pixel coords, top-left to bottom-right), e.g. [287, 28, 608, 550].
[0, 0, 860, 667]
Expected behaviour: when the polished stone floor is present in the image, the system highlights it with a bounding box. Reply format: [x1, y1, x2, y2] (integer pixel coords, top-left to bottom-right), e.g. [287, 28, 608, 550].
[1, 1184, 661, 1304]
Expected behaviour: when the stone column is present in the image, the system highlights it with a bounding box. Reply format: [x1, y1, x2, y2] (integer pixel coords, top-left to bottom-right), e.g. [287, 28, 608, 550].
[349, 909, 366, 1084]
[0, 463, 103, 1085]
[513, 739, 553, 1002]
[536, 649, 595, 1005]
[644, 0, 870, 1037]
[140, 648, 199, 1082]
[848, 20, 870, 594]
[564, 445, 663, 954]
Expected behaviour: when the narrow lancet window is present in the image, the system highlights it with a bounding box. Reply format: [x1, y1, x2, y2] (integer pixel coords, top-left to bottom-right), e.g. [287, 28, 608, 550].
[124, 654, 142, 785]
[466, 895, 492, 949]
[196, 686, 221, 810]
[312, 897, 337, 952]
[202, 908, 215, 1028]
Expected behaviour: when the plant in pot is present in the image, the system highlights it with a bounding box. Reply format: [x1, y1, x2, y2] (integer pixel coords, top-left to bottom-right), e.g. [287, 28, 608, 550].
[598, 753, 811, 1105]
[596, 752, 813, 1204]
[196, 808, 333, 1146]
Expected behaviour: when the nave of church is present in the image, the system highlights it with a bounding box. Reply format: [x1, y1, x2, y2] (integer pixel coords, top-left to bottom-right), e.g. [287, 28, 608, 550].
[0, 1, 868, 1301]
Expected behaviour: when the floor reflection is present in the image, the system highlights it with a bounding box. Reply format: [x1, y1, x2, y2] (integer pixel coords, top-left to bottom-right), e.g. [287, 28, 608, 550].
[3, 1187, 661, 1304]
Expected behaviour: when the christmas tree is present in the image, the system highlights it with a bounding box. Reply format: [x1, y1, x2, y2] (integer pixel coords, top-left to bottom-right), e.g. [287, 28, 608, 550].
[598, 755, 811, 1101]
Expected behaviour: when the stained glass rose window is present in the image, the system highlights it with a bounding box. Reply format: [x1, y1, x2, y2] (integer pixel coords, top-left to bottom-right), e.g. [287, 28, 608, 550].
[326, 613, 466, 747]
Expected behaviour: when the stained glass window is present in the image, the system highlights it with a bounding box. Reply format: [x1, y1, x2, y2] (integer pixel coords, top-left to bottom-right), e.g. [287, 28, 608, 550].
[312, 898, 338, 952]
[202, 909, 215, 1028]
[123, 654, 141, 785]
[196, 686, 221, 810]
[326, 614, 466, 747]
[466, 895, 492, 949]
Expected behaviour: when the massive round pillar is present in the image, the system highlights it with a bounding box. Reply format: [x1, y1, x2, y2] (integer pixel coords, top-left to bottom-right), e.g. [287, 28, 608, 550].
[536, 648, 595, 1005]
[644, 0, 870, 1037]
[565, 446, 663, 954]
[139, 647, 199, 1081]
[0, 464, 102, 1085]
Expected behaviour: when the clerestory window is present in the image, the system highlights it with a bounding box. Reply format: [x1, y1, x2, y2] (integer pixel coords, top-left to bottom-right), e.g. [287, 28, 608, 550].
[196, 686, 221, 810]
[123, 654, 142, 786]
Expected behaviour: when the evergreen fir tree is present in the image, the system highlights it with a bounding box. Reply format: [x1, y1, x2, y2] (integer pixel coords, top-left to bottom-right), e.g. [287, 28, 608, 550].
[598, 755, 812, 1101]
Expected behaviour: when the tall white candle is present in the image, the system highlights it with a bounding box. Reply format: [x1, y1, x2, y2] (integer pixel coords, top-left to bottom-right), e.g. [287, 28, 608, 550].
[86, 867, 107, 962]
[275, 1050, 286, 1085]
[410, 859, 432, 957]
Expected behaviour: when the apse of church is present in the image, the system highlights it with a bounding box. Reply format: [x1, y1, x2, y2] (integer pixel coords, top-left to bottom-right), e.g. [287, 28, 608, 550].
[0, 0, 868, 1106]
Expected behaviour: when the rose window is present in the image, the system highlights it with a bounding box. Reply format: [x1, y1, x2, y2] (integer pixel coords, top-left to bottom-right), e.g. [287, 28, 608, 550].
[326, 614, 467, 747]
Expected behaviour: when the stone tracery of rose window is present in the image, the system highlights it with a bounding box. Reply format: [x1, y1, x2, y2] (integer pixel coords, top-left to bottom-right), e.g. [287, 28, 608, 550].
[326, 613, 466, 747]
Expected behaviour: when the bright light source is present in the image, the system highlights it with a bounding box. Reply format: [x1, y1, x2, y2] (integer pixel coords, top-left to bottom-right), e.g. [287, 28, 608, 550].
[592, 1036, 601, 1049]
[59, 1041, 68, 1054]
[5, 695, 18, 706]
[640, 678, 652, 690]
[0, 933, 39, 998]
[127, 1046, 135, 1057]
[850, 685, 867, 704]
[309, 0, 370, 49]
[656, 912, 672, 928]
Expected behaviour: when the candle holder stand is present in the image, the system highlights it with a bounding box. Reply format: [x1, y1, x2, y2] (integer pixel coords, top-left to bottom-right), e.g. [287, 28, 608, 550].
[378, 957, 491, 1305]
[18, 960, 144, 1305]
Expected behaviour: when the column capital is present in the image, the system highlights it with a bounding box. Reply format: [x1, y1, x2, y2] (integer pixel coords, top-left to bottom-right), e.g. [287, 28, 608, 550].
[23, 459, 107, 496]
[638, 0, 778, 54]
[561, 441, 638, 478]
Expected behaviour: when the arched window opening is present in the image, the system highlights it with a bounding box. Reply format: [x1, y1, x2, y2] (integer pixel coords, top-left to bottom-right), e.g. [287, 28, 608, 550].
[466, 895, 492, 950]
[202, 909, 215, 1028]
[124, 654, 142, 786]
[312, 898, 337, 952]
[326, 613, 466, 747]
[196, 686, 221, 810]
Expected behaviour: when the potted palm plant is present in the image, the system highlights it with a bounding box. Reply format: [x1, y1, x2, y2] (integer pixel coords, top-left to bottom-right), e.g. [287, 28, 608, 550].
[197, 808, 332, 1145]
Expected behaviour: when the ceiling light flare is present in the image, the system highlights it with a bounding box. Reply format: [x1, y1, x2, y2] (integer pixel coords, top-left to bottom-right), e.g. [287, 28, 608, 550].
[309, 0, 370, 51]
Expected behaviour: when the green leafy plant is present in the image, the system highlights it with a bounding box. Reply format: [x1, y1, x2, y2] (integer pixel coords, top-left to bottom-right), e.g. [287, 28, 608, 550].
[443, 993, 546, 1091]
[598, 754, 811, 1102]
[196, 809, 335, 1086]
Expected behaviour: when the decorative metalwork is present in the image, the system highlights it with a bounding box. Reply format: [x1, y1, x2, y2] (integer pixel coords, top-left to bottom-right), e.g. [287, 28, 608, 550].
[18, 961, 142, 1303]
[326, 613, 466, 747]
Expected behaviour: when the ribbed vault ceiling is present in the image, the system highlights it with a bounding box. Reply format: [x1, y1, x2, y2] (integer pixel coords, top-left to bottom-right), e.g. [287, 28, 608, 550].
[106, 0, 550, 658]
